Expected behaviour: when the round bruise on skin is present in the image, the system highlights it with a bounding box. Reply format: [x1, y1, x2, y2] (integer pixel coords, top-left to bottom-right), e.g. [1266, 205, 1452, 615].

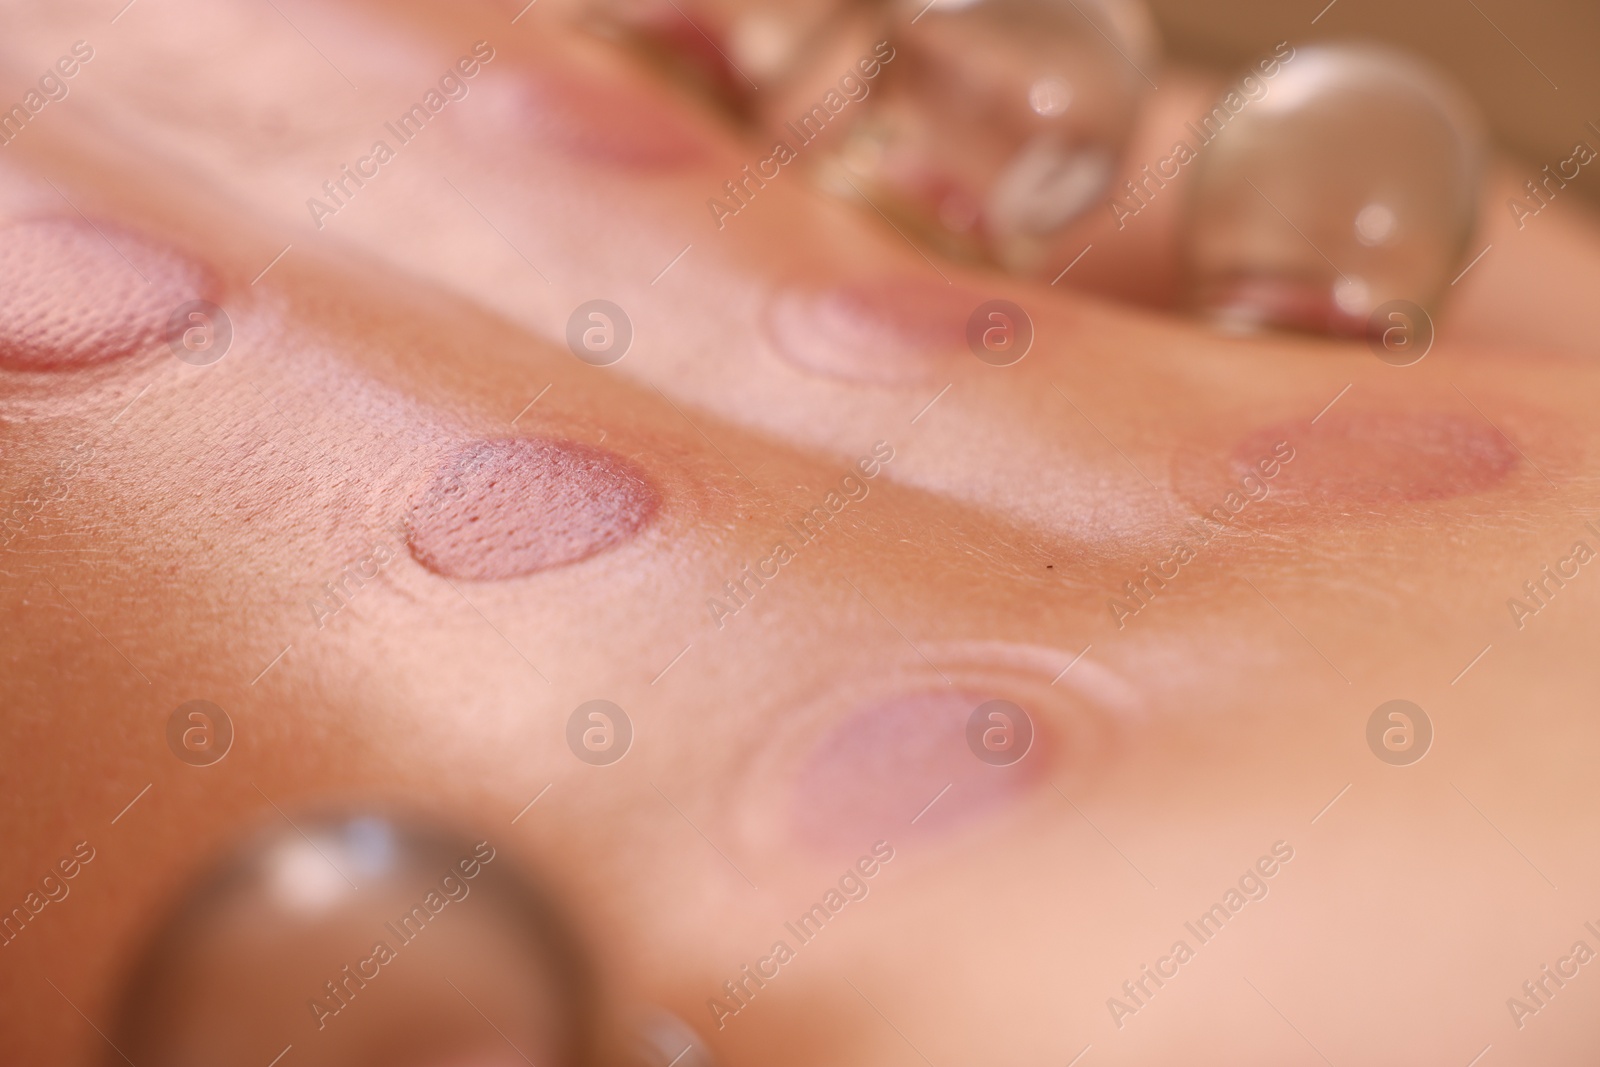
[517, 66, 713, 168]
[765, 278, 984, 385]
[788, 690, 1046, 853]
[1181, 408, 1520, 521]
[0, 217, 213, 370]
[407, 437, 660, 581]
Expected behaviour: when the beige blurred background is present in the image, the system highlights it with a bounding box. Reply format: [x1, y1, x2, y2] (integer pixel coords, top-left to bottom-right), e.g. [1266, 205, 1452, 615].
[1149, 0, 1600, 202]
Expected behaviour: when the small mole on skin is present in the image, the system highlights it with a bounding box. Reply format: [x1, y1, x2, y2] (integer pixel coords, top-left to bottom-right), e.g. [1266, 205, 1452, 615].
[789, 690, 1044, 851]
[407, 437, 660, 581]
[765, 279, 984, 385]
[0, 218, 213, 370]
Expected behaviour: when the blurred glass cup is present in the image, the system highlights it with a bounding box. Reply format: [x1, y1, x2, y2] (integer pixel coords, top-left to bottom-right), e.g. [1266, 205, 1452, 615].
[808, 0, 1160, 273]
[581, 0, 1160, 275]
[109, 814, 609, 1067]
[1182, 44, 1485, 337]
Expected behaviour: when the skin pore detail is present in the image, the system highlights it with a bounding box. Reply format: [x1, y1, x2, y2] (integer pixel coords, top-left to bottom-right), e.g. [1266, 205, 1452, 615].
[405, 437, 662, 582]
[0, 217, 213, 371]
[762, 278, 987, 385]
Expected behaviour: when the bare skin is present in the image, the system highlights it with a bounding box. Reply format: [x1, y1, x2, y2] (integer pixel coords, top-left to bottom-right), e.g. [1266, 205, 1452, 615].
[2, 2, 1600, 1065]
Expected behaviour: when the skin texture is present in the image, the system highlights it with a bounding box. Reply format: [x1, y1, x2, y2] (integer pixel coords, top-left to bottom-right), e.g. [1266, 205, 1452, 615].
[1, 2, 1599, 1066]
[0, 217, 213, 369]
[406, 437, 660, 581]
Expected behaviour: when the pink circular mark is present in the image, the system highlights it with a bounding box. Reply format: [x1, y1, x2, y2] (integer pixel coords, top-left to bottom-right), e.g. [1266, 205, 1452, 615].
[789, 690, 1045, 852]
[518, 68, 711, 168]
[0, 218, 213, 370]
[407, 438, 659, 581]
[765, 278, 981, 385]
[1227, 410, 1519, 513]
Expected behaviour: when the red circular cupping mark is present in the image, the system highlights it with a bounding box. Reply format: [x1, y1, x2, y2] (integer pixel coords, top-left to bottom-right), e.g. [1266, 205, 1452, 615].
[788, 690, 1045, 852]
[1176, 408, 1521, 529]
[0, 217, 214, 371]
[406, 437, 660, 581]
[765, 278, 984, 385]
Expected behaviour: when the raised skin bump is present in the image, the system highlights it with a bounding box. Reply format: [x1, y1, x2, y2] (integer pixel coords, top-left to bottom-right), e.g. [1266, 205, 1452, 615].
[764, 278, 983, 385]
[406, 437, 660, 581]
[0, 217, 213, 370]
